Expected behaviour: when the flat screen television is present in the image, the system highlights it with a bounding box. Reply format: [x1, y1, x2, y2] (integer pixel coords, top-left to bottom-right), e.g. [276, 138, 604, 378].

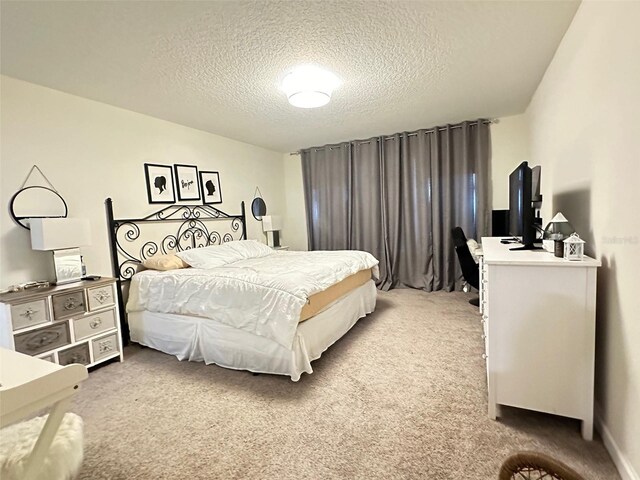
[508, 161, 538, 250]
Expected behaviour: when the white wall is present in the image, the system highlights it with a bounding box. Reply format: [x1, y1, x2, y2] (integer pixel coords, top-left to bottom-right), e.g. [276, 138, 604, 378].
[0, 76, 287, 287]
[282, 153, 309, 251]
[491, 114, 530, 210]
[526, 2, 640, 478]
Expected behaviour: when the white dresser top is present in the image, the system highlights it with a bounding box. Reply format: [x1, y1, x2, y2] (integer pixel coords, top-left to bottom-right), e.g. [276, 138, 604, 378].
[481, 237, 601, 267]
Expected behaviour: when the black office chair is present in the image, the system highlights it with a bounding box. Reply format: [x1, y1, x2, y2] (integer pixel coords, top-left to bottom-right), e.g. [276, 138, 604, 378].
[451, 226, 480, 306]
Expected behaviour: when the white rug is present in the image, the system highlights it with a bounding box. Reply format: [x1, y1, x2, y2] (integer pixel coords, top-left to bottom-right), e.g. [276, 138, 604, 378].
[0, 412, 83, 480]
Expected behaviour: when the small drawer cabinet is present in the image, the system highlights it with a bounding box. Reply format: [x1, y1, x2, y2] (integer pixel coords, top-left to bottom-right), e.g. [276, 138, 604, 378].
[0, 278, 123, 368]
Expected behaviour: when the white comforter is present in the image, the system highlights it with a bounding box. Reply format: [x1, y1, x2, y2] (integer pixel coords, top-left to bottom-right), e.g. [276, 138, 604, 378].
[127, 247, 379, 348]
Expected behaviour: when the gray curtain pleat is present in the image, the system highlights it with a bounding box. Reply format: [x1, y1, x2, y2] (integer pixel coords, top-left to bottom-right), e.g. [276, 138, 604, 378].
[301, 120, 491, 292]
[302, 143, 352, 250]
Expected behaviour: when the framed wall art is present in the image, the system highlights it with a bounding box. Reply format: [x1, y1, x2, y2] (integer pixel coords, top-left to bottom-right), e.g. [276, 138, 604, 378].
[199, 171, 222, 204]
[174, 164, 201, 201]
[144, 163, 175, 204]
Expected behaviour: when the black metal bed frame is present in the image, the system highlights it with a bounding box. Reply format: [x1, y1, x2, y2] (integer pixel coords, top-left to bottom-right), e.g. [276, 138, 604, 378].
[105, 198, 246, 342]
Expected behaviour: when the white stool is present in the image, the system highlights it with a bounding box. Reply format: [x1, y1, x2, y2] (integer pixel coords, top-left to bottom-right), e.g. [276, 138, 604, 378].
[0, 413, 84, 480]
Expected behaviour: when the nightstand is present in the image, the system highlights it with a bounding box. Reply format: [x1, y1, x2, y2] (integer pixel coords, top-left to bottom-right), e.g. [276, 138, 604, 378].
[272, 246, 289, 251]
[0, 277, 123, 368]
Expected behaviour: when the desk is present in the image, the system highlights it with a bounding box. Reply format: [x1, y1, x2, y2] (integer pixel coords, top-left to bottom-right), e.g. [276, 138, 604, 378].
[479, 237, 600, 440]
[0, 348, 88, 479]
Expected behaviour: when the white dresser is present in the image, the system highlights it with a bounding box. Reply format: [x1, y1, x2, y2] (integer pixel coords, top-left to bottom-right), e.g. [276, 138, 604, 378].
[479, 237, 600, 440]
[0, 278, 123, 368]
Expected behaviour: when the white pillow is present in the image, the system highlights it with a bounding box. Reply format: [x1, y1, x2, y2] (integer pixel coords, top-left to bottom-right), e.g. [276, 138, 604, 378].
[466, 239, 482, 264]
[175, 240, 273, 269]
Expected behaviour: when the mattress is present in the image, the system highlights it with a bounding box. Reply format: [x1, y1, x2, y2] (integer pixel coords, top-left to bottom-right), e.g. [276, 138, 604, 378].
[299, 268, 372, 321]
[129, 280, 377, 381]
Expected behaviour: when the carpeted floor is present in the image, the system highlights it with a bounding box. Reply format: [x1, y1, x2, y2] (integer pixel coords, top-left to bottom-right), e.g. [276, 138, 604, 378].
[72, 289, 619, 479]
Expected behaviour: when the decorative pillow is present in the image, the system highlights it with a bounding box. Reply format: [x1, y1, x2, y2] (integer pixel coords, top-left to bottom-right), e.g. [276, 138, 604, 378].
[175, 240, 273, 269]
[466, 239, 483, 264]
[142, 254, 190, 271]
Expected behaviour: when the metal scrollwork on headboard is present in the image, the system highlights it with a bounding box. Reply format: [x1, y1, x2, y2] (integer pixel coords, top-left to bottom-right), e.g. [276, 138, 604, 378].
[105, 199, 247, 282]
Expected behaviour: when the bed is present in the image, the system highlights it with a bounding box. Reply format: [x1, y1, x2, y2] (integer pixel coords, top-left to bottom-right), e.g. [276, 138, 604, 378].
[105, 199, 379, 380]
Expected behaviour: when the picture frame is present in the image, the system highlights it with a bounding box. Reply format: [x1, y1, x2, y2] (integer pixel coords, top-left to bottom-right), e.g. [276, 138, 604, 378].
[144, 163, 175, 204]
[199, 171, 223, 204]
[174, 164, 201, 201]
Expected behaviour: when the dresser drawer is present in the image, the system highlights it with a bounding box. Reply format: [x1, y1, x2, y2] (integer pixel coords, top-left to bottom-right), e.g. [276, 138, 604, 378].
[11, 299, 49, 330]
[58, 343, 91, 366]
[14, 322, 71, 356]
[91, 333, 119, 362]
[87, 284, 115, 311]
[52, 290, 86, 319]
[73, 309, 116, 341]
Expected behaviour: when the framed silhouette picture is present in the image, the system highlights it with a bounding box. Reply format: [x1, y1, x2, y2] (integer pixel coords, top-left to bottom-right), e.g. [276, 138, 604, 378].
[199, 171, 222, 204]
[174, 164, 201, 201]
[144, 163, 175, 204]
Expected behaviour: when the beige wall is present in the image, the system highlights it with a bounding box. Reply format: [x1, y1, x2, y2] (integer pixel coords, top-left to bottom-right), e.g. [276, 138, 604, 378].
[526, 2, 640, 478]
[491, 114, 531, 210]
[0, 76, 287, 287]
[282, 153, 309, 251]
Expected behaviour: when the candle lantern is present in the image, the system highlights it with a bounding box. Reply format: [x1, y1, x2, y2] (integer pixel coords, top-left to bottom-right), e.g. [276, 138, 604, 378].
[563, 233, 585, 261]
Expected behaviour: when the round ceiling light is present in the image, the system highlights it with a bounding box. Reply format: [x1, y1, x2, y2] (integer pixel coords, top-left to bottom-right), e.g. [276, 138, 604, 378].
[281, 65, 340, 109]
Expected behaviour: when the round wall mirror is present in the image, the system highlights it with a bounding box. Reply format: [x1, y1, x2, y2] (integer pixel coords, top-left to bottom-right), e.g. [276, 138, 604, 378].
[251, 197, 267, 221]
[10, 186, 68, 229]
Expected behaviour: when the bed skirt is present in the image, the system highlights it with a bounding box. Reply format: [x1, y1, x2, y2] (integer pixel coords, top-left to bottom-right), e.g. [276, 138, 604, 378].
[128, 280, 377, 381]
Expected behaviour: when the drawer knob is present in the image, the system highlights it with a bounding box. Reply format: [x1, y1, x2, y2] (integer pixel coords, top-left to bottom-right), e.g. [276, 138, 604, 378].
[64, 297, 82, 310]
[90, 318, 102, 329]
[92, 289, 111, 304]
[26, 331, 61, 351]
[20, 307, 39, 321]
[98, 340, 113, 353]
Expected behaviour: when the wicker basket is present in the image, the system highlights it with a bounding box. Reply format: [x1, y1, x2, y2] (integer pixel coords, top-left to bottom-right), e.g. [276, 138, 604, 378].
[499, 451, 585, 480]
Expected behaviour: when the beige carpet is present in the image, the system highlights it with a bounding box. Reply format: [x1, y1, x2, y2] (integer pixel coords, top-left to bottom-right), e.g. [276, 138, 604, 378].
[72, 289, 619, 479]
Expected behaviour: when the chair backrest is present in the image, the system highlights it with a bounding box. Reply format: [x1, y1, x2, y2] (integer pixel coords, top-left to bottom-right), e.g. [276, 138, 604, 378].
[451, 226, 468, 248]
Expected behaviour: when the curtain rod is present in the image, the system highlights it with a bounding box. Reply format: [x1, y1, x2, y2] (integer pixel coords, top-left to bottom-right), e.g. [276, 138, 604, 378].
[289, 118, 498, 155]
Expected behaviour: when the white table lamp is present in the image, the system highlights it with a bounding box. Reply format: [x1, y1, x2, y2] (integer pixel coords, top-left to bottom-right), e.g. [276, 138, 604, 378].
[29, 218, 91, 284]
[262, 215, 282, 248]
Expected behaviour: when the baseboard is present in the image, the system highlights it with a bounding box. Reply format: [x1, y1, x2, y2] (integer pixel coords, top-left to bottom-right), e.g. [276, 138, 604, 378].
[595, 405, 639, 480]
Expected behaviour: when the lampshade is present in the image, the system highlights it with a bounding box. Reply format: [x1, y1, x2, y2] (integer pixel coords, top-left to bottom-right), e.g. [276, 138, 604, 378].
[281, 65, 340, 109]
[262, 215, 282, 232]
[30, 218, 91, 251]
[543, 212, 574, 240]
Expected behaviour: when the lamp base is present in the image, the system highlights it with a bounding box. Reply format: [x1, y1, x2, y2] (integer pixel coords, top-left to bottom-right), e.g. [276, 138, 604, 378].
[553, 240, 565, 258]
[53, 248, 83, 285]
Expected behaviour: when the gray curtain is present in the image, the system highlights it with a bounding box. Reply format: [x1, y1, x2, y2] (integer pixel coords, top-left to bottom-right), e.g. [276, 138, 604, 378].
[302, 120, 491, 292]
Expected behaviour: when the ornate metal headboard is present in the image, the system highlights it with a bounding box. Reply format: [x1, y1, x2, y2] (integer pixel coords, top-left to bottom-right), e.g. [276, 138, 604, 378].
[105, 198, 246, 342]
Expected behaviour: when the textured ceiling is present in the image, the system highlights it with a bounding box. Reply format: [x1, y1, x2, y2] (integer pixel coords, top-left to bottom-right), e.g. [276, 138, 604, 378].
[1, 1, 579, 152]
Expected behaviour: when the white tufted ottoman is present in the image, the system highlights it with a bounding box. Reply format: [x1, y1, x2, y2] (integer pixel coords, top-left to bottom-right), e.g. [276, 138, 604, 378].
[0, 412, 84, 480]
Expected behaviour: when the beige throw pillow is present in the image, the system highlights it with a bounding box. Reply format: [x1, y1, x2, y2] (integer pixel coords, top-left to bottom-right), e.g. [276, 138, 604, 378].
[142, 254, 190, 271]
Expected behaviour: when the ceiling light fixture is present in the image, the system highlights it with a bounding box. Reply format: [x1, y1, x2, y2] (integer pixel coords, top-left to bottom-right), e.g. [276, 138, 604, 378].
[281, 65, 340, 109]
